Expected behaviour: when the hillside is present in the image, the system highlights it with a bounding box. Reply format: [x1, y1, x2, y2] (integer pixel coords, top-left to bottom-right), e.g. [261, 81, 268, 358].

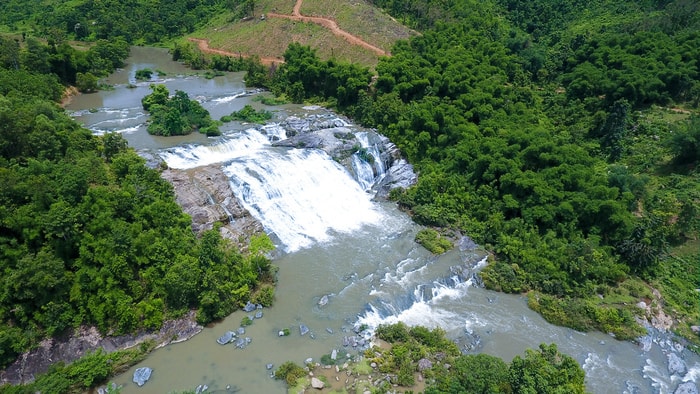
[189, 0, 417, 68]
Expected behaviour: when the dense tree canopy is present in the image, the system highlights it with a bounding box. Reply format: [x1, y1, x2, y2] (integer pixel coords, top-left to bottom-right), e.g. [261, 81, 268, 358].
[0, 71, 272, 370]
[141, 85, 221, 136]
[0, 0, 228, 44]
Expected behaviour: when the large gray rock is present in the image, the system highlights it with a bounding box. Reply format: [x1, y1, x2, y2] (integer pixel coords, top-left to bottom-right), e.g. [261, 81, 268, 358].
[161, 166, 263, 249]
[132, 367, 152, 387]
[417, 358, 433, 371]
[243, 301, 257, 312]
[216, 331, 236, 345]
[373, 157, 417, 199]
[668, 352, 687, 375]
[311, 377, 324, 389]
[675, 382, 699, 394]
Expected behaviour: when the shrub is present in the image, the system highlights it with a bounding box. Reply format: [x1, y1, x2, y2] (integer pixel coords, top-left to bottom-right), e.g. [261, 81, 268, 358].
[274, 361, 307, 386]
[415, 229, 453, 254]
[251, 285, 274, 307]
[135, 68, 153, 81]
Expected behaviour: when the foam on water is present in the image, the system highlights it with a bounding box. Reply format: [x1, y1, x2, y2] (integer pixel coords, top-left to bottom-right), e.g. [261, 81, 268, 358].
[210, 92, 247, 104]
[223, 148, 386, 252]
[159, 129, 269, 169]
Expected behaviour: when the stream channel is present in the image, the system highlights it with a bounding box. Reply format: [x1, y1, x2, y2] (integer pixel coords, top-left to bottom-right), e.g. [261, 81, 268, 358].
[65, 47, 699, 394]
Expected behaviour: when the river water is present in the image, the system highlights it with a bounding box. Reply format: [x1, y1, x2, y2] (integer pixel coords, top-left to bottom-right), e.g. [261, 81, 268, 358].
[66, 47, 699, 394]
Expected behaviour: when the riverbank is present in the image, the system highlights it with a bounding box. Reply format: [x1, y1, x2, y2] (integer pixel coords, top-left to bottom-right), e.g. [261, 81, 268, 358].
[0, 311, 201, 386]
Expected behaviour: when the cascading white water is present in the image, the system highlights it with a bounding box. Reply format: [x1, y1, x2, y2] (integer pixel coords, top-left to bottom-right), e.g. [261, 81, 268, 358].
[223, 147, 386, 252]
[155, 120, 700, 394]
[159, 129, 271, 169]
[351, 131, 387, 191]
[159, 126, 389, 252]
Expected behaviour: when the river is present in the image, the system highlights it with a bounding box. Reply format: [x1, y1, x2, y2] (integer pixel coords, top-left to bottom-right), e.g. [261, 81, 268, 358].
[66, 47, 699, 394]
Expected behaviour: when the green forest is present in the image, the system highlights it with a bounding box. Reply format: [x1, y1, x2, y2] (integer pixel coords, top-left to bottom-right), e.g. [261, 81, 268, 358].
[1, 0, 699, 391]
[0, 18, 275, 390]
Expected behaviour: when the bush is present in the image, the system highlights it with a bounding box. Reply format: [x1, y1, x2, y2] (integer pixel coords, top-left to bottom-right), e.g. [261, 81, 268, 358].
[320, 353, 336, 365]
[135, 68, 153, 81]
[225, 105, 273, 124]
[251, 285, 274, 307]
[274, 361, 307, 386]
[376, 322, 410, 343]
[415, 228, 453, 254]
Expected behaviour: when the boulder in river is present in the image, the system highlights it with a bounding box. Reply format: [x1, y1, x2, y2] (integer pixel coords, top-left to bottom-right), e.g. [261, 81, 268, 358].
[216, 331, 236, 345]
[667, 352, 687, 375]
[675, 382, 699, 394]
[133, 367, 152, 387]
[318, 295, 329, 307]
[234, 337, 247, 349]
[243, 301, 257, 312]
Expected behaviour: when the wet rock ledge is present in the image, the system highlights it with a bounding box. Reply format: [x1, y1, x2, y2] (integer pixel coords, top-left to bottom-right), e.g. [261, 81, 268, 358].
[160, 164, 264, 250]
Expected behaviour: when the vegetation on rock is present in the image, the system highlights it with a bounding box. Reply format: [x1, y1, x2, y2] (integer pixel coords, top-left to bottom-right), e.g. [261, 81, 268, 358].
[142, 84, 221, 136]
[222, 104, 273, 124]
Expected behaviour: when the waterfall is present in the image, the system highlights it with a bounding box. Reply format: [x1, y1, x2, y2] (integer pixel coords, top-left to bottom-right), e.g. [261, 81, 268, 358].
[159, 129, 270, 169]
[223, 147, 386, 252]
[351, 131, 387, 191]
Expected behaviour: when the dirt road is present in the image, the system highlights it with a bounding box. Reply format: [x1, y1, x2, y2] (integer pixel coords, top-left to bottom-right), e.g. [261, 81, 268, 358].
[267, 0, 389, 56]
[188, 38, 285, 66]
[189, 0, 389, 65]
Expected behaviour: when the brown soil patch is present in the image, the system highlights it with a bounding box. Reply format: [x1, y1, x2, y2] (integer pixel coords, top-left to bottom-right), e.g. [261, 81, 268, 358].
[188, 37, 285, 66]
[60, 85, 80, 108]
[267, 0, 390, 56]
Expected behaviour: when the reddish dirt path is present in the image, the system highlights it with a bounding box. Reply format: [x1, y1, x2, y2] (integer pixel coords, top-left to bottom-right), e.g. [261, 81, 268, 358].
[188, 38, 285, 66]
[267, 0, 389, 56]
[190, 0, 389, 65]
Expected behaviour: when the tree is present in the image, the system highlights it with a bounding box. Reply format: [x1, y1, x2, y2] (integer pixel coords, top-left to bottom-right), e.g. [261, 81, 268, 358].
[595, 100, 630, 162]
[0, 36, 20, 70]
[21, 38, 51, 74]
[141, 84, 169, 111]
[76, 72, 99, 93]
[427, 354, 510, 393]
[668, 115, 700, 166]
[101, 132, 128, 162]
[509, 343, 585, 394]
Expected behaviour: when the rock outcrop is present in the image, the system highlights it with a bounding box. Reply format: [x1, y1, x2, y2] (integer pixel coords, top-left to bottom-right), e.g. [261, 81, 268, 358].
[132, 367, 152, 387]
[272, 112, 416, 200]
[161, 165, 264, 250]
[1, 311, 201, 385]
